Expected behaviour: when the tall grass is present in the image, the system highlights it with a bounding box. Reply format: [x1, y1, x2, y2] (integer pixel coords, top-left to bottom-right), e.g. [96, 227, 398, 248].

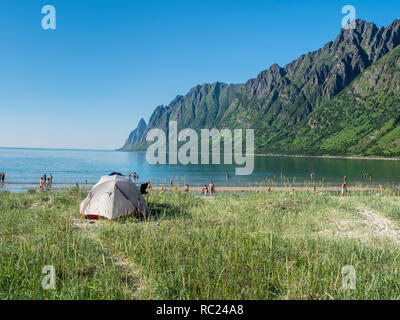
[1, 188, 400, 299]
[0, 190, 131, 299]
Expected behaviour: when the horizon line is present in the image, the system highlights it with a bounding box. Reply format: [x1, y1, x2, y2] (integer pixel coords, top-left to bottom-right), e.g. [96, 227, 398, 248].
[0, 146, 117, 152]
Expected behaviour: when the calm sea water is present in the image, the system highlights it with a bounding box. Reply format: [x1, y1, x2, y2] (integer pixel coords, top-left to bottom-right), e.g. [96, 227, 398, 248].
[0, 148, 399, 192]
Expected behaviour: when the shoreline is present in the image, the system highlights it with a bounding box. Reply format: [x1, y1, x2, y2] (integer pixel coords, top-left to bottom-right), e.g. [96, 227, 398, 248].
[172, 185, 395, 193]
[254, 153, 400, 161]
[2, 182, 399, 194]
[3, 146, 399, 161]
[118, 149, 400, 161]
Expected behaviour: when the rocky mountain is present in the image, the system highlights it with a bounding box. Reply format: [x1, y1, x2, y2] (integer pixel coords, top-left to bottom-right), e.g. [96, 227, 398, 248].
[119, 118, 147, 151]
[120, 19, 400, 156]
[121, 82, 242, 150]
[279, 44, 400, 156]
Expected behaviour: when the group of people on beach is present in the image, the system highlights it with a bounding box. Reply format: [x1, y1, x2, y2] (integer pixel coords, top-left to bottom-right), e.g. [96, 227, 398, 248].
[159, 181, 189, 194]
[310, 172, 377, 197]
[139, 171, 364, 198]
[341, 173, 377, 197]
[201, 181, 215, 198]
[156, 180, 216, 197]
[28, 169, 372, 197]
[39, 173, 53, 191]
[158, 181, 182, 193]
[312, 173, 349, 197]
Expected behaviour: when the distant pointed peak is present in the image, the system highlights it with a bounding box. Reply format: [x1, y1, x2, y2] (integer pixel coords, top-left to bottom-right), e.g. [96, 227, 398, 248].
[138, 118, 147, 126]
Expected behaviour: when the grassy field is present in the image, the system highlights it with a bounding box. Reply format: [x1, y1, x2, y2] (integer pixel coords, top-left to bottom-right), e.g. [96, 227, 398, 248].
[1, 187, 400, 300]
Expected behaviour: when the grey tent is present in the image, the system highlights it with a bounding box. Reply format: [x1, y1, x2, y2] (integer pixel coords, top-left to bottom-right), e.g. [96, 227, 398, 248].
[80, 174, 148, 220]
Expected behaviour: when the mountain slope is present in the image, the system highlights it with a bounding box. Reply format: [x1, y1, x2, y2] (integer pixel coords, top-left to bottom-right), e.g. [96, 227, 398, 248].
[281, 45, 400, 156]
[219, 19, 400, 151]
[120, 82, 243, 150]
[120, 19, 400, 157]
[119, 118, 147, 151]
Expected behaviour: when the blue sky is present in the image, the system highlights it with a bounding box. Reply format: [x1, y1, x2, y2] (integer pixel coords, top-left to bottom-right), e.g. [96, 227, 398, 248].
[0, 0, 399, 149]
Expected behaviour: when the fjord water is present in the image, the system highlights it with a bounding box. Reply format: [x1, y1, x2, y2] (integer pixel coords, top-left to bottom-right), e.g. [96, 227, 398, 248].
[0, 148, 399, 192]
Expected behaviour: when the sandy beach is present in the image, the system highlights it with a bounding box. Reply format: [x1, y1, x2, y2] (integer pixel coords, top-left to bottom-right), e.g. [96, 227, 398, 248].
[163, 185, 392, 193]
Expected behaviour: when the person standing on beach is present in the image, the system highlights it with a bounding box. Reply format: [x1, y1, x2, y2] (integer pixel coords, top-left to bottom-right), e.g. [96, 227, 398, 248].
[184, 184, 189, 193]
[170, 179, 173, 190]
[209, 181, 215, 197]
[146, 181, 152, 193]
[0, 172, 4, 183]
[128, 173, 131, 180]
[39, 177, 44, 191]
[341, 181, 348, 198]
[201, 184, 208, 198]
[49, 173, 53, 185]
[133, 172, 137, 181]
[310, 172, 315, 180]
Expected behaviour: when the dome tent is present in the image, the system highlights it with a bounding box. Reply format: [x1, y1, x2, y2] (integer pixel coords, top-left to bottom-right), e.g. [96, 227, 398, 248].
[80, 173, 148, 220]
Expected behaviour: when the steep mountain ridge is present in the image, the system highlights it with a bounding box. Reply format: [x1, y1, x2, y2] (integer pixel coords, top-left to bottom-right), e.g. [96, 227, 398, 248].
[119, 118, 147, 151]
[283, 44, 400, 156]
[120, 19, 400, 156]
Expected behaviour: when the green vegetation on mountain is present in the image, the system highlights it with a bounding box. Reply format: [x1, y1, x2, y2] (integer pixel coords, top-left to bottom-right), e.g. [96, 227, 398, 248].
[120, 19, 400, 157]
[258, 45, 400, 156]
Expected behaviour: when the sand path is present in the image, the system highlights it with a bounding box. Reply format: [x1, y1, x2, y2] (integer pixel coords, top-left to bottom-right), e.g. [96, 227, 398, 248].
[356, 206, 400, 243]
[71, 217, 146, 298]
